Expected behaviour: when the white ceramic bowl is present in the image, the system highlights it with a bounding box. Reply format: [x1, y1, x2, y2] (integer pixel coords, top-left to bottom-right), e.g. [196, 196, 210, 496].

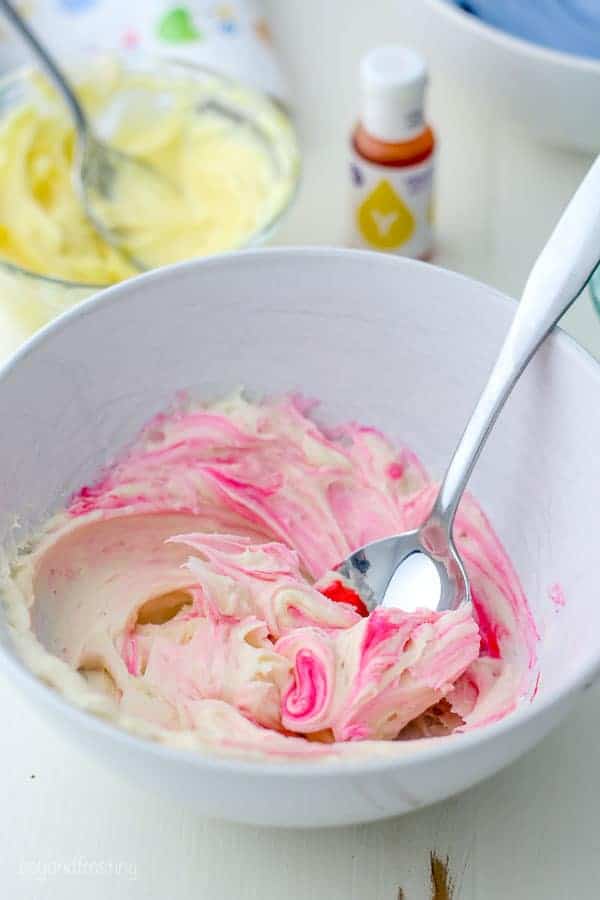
[1, 248, 599, 828]
[403, 0, 600, 152]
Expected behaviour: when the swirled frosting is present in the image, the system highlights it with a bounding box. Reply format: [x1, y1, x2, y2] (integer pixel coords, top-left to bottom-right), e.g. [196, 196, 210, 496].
[5, 393, 538, 761]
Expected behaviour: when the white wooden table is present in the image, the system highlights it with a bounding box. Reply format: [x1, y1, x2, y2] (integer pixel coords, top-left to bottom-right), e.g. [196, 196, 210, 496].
[2, 2, 600, 897]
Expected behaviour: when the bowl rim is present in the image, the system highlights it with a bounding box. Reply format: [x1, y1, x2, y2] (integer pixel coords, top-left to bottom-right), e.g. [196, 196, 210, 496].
[1, 245, 599, 778]
[0, 53, 300, 292]
[424, 0, 600, 74]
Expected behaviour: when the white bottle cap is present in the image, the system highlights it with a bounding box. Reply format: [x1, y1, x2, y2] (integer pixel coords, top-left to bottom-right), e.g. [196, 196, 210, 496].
[360, 46, 428, 143]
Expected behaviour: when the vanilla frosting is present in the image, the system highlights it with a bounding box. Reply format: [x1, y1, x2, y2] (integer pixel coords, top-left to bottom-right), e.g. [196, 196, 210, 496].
[3, 393, 538, 762]
[0, 61, 297, 284]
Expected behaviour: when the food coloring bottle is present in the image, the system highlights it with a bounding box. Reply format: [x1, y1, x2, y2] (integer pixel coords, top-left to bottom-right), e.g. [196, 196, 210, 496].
[349, 47, 435, 259]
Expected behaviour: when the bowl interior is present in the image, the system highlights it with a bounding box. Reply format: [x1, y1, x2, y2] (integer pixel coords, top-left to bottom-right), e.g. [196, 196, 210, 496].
[434, 0, 600, 63]
[1, 248, 599, 711]
[424, 0, 600, 69]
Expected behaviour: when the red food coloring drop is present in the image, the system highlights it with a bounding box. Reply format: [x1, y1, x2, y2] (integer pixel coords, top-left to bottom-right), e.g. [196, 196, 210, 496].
[471, 589, 502, 659]
[319, 580, 369, 617]
[387, 461, 404, 480]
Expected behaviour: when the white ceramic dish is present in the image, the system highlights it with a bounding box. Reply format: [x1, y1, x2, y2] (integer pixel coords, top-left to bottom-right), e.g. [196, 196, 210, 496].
[403, 0, 600, 152]
[0, 247, 599, 828]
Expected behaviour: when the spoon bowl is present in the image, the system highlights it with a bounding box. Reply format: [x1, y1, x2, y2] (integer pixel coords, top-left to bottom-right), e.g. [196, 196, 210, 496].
[336, 527, 469, 614]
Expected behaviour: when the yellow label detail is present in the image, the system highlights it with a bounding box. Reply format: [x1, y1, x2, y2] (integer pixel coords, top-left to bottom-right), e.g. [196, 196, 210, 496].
[357, 179, 415, 250]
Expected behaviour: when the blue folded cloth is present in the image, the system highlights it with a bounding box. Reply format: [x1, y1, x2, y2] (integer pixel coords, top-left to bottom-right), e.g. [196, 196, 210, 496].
[451, 0, 600, 59]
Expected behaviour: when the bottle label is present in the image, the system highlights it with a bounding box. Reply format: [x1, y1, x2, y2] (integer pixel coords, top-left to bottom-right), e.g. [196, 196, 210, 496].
[348, 151, 434, 258]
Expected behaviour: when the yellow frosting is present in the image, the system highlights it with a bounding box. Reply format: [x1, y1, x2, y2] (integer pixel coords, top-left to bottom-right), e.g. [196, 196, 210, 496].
[0, 63, 297, 285]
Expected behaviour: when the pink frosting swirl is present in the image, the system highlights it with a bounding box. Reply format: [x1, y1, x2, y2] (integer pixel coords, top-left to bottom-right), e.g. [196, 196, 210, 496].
[20, 393, 538, 758]
[277, 606, 480, 740]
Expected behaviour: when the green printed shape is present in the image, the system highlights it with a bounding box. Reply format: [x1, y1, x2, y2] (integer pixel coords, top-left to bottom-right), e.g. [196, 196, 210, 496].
[157, 6, 202, 43]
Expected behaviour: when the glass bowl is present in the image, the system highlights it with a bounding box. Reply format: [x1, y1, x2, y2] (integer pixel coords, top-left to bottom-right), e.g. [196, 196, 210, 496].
[0, 52, 300, 359]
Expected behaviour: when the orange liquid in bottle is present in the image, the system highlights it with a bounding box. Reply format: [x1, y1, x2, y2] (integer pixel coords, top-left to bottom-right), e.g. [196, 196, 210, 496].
[353, 124, 435, 169]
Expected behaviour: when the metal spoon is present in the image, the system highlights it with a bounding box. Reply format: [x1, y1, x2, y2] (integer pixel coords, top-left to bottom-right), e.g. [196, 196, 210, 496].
[0, 0, 179, 271]
[336, 155, 600, 614]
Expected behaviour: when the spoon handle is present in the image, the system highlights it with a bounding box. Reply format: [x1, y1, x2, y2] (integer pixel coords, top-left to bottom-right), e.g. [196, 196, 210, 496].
[0, 0, 88, 138]
[432, 153, 600, 527]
